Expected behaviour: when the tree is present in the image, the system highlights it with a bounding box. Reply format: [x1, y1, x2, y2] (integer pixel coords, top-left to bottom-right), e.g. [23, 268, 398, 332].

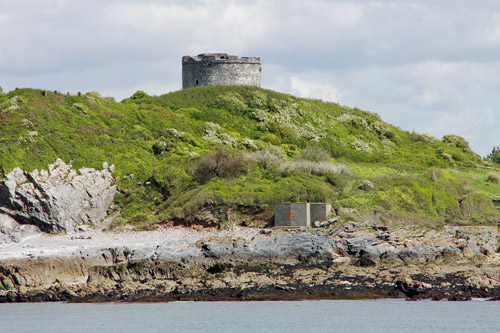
[487, 146, 500, 164]
[130, 90, 148, 100]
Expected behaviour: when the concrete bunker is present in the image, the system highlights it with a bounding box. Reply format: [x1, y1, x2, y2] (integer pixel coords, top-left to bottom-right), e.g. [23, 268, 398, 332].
[274, 203, 331, 227]
[310, 203, 332, 225]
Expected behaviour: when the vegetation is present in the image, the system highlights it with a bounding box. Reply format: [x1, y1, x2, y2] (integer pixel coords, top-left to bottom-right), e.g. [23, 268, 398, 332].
[1, 86, 499, 229]
[487, 146, 500, 164]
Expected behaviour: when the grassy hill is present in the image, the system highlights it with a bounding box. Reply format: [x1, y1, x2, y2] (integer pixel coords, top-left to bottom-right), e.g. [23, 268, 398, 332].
[1, 86, 499, 229]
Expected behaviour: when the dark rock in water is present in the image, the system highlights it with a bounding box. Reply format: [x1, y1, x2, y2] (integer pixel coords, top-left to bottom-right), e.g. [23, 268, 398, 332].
[0, 159, 116, 238]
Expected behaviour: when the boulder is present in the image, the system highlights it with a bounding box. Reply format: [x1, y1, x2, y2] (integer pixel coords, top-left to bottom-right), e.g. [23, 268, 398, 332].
[0, 159, 116, 236]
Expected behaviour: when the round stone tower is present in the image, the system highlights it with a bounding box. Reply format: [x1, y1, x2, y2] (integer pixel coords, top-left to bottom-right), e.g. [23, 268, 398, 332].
[182, 53, 261, 89]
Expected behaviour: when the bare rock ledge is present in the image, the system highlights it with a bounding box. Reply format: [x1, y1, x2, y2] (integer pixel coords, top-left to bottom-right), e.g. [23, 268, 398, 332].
[0, 159, 116, 242]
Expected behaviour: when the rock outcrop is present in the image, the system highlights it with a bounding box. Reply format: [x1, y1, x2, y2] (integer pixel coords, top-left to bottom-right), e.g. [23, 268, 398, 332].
[1, 223, 500, 302]
[0, 159, 116, 240]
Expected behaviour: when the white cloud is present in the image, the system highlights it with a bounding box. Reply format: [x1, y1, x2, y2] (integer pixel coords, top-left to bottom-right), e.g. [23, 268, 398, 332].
[290, 76, 344, 103]
[334, 60, 500, 156]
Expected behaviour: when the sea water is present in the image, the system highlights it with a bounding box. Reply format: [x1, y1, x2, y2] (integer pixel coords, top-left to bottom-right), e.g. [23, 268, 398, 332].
[0, 299, 499, 333]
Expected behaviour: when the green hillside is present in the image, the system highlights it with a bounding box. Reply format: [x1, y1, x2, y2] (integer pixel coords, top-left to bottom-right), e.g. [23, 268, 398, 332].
[1, 86, 499, 229]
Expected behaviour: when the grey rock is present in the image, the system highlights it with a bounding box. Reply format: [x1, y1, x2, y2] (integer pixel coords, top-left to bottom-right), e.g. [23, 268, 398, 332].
[464, 242, 482, 256]
[0, 159, 116, 235]
[71, 235, 92, 240]
[0, 233, 11, 244]
[76, 225, 92, 232]
[6, 224, 40, 243]
[440, 246, 461, 258]
[345, 236, 376, 256]
[319, 218, 337, 228]
[360, 245, 380, 260]
[376, 233, 391, 241]
[379, 248, 401, 261]
[248, 233, 338, 258]
[397, 246, 438, 262]
[201, 241, 245, 258]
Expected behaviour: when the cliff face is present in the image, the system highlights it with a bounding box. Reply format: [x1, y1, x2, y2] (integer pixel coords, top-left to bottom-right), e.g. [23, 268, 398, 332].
[0, 159, 116, 241]
[1, 224, 499, 302]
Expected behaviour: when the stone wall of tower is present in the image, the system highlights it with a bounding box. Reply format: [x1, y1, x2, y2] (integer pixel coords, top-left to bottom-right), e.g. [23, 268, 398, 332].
[182, 53, 261, 89]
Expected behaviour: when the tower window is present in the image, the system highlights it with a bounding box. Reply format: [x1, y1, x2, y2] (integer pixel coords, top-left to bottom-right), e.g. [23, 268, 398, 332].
[196, 80, 199, 85]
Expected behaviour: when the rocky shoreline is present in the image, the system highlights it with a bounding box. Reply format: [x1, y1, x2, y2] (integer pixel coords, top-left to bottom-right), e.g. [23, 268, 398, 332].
[1, 223, 500, 303]
[2, 160, 500, 303]
[2, 257, 500, 303]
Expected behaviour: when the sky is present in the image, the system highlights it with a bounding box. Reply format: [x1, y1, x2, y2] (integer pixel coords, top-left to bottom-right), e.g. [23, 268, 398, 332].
[1, 0, 499, 156]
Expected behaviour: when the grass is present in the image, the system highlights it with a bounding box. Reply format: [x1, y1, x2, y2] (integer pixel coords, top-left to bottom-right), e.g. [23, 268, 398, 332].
[1, 86, 499, 229]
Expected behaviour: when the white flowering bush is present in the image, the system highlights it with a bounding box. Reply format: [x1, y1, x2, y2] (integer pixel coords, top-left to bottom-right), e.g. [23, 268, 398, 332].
[164, 127, 185, 139]
[22, 119, 34, 128]
[251, 99, 325, 140]
[72, 103, 87, 113]
[240, 138, 258, 150]
[296, 122, 324, 142]
[1, 96, 24, 112]
[85, 91, 103, 103]
[371, 121, 394, 139]
[202, 122, 237, 147]
[17, 130, 38, 144]
[152, 139, 169, 155]
[351, 139, 374, 153]
[249, 90, 268, 108]
[337, 113, 368, 129]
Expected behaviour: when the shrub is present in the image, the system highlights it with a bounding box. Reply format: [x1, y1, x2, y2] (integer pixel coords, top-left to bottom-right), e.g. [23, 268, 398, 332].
[408, 131, 430, 143]
[425, 168, 443, 182]
[216, 92, 247, 112]
[280, 160, 352, 176]
[240, 138, 258, 150]
[152, 139, 172, 155]
[191, 148, 247, 183]
[325, 172, 348, 188]
[357, 179, 374, 191]
[487, 172, 500, 184]
[129, 90, 149, 100]
[371, 121, 394, 140]
[351, 139, 373, 153]
[298, 146, 330, 162]
[201, 122, 237, 146]
[442, 134, 473, 154]
[337, 113, 368, 129]
[250, 90, 268, 108]
[246, 150, 283, 170]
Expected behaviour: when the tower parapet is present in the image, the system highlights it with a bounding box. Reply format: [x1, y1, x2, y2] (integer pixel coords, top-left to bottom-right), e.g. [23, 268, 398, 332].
[182, 53, 261, 89]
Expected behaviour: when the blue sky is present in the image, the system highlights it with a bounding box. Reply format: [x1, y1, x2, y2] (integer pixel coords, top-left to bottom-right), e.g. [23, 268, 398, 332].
[1, 0, 499, 156]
